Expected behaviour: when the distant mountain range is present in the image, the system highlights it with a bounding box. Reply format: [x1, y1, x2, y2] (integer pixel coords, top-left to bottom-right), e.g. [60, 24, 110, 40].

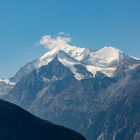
[0, 79, 15, 95]
[1, 45, 140, 140]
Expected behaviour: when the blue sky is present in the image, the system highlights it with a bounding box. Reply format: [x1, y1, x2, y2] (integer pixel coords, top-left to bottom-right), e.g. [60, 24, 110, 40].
[0, 0, 140, 78]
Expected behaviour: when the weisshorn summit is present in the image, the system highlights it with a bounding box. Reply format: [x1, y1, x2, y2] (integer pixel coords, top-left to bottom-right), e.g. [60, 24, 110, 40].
[1, 42, 140, 140]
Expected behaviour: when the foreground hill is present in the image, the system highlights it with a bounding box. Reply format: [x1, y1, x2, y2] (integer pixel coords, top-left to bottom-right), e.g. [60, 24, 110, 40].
[0, 99, 86, 140]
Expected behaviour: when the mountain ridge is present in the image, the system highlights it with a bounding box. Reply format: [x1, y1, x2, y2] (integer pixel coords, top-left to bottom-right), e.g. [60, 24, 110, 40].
[10, 46, 140, 82]
[1, 45, 140, 140]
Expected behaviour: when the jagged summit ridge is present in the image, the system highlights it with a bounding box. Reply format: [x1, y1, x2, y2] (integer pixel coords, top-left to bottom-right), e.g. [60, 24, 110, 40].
[11, 45, 140, 82]
[40, 46, 122, 67]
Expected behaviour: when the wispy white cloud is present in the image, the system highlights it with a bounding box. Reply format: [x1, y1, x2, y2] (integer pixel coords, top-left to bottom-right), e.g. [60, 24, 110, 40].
[39, 33, 71, 50]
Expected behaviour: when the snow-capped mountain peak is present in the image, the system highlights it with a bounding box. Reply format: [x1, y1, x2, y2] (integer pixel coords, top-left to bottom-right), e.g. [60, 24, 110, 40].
[40, 50, 91, 80]
[38, 46, 83, 68]
[39, 45, 122, 67]
[39, 44, 90, 64]
[93, 46, 122, 63]
[56, 50, 90, 80]
[11, 44, 140, 82]
[81, 46, 123, 67]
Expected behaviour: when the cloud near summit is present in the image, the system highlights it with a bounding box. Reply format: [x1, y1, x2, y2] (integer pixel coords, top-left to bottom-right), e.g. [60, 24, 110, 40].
[39, 33, 71, 50]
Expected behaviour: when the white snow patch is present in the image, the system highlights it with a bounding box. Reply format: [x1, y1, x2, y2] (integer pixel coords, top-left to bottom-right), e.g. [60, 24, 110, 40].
[86, 65, 116, 77]
[85, 46, 121, 67]
[0, 79, 15, 86]
[130, 56, 140, 60]
[128, 64, 140, 70]
[57, 53, 85, 80]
